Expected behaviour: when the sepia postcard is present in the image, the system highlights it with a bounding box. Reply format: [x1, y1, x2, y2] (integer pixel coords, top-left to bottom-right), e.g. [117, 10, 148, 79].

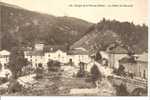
[0, 0, 148, 96]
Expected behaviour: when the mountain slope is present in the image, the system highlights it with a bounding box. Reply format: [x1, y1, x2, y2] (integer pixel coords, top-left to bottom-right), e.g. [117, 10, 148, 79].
[0, 2, 92, 50]
[71, 19, 148, 54]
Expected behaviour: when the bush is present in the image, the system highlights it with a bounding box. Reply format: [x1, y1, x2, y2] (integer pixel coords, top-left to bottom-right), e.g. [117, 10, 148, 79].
[47, 60, 60, 72]
[115, 83, 129, 96]
[90, 64, 102, 82]
[0, 77, 8, 85]
[8, 79, 23, 93]
[35, 63, 44, 79]
[76, 70, 85, 78]
[117, 65, 126, 76]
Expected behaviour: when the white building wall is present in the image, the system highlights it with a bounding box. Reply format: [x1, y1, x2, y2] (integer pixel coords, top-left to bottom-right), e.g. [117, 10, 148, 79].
[24, 50, 92, 69]
[0, 50, 10, 70]
[35, 43, 44, 51]
[109, 54, 127, 69]
[44, 50, 68, 64]
[24, 55, 46, 69]
[67, 55, 92, 67]
[0, 55, 9, 68]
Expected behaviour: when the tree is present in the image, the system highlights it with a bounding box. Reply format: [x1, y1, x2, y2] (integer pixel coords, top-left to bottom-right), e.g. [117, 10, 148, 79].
[35, 63, 44, 79]
[117, 65, 126, 76]
[47, 60, 60, 72]
[9, 47, 28, 79]
[7, 47, 28, 94]
[0, 63, 2, 71]
[116, 83, 129, 96]
[95, 51, 102, 61]
[38, 63, 43, 67]
[76, 62, 86, 77]
[90, 64, 102, 83]
[47, 60, 53, 72]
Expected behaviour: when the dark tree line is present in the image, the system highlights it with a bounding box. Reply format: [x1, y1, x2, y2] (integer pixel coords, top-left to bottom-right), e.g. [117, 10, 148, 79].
[96, 18, 148, 53]
[8, 47, 29, 79]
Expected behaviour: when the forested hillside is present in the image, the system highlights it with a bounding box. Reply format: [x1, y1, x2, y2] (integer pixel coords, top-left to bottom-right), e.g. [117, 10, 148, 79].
[0, 2, 92, 50]
[71, 18, 148, 54]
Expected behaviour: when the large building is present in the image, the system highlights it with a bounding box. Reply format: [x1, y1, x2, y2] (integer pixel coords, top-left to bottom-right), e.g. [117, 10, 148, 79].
[119, 52, 148, 80]
[24, 50, 45, 68]
[24, 43, 69, 68]
[44, 45, 68, 64]
[106, 44, 129, 69]
[24, 43, 92, 69]
[68, 47, 92, 66]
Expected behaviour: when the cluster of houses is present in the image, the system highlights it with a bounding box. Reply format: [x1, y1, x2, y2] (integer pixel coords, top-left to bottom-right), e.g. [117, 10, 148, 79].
[0, 42, 148, 80]
[106, 45, 148, 79]
[24, 42, 92, 69]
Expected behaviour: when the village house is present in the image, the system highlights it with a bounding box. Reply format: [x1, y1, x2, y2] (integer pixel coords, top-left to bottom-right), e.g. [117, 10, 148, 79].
[106, 44, 129, 69]
[24, 43, 69, 69]
[119, 52, 148, 80]
[44, 45, 68, 64]
[0, 50, 10, 69]
[34, 41, 45, 51]
[0, 50, 12, 80]
[68, 47, 92, 68]
[24, 42, 46, 68]
[24, 50, 45, 68]
[24, 42, 92, 71]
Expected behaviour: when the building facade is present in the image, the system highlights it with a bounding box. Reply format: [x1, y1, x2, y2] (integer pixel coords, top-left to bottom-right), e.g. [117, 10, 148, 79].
[24, 50, 45, 68]
[0, 50, 10, 69]
[24, 43, 69, 69]
[45, 49, 68, 64]
[106, 45, 129, 69]
[119, 52, 148, 79]
[24, 43, 92, 69]
[68, 47, 92, 67]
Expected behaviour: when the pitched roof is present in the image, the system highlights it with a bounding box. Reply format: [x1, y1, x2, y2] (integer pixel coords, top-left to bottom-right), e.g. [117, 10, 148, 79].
[21, 47, 33, 51]
[136, 52, 148, 62]
[107, 45, 129, 54]
[68, 48, 89, 55]
[119, 52, 148, 63]
[26, 50, 44, 56]
[119, 56, 136, 63]
[0, 50, 10, 56]
[44, 45, 67, 53]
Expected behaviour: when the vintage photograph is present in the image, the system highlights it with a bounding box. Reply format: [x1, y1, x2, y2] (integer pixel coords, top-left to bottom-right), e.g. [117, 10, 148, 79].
[0, 0, 148, 96]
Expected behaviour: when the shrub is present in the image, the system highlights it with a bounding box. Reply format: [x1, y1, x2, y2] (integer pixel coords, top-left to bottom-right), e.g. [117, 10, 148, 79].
[47, 60, 60, 72]
[115, 83, 129, 96]
[90, 64, 102, 82]
[8, 79, 23, 93]
[35, 63, 44, 79]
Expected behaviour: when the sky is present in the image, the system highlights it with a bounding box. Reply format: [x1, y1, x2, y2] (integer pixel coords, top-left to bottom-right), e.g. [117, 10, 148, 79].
[1, 0, 148, 25]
